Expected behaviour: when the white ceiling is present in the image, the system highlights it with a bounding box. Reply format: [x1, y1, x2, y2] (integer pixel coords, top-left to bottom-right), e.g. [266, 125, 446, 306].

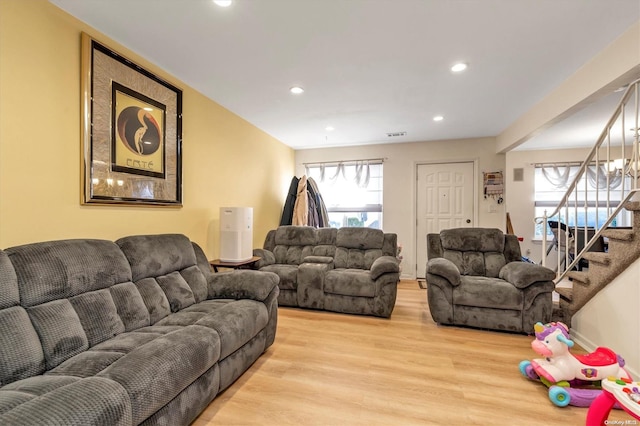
[49, 0, 640, 150]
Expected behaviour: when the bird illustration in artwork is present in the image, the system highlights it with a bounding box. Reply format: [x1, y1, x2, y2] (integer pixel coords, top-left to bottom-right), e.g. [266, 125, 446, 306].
[117, 106, 161, 156]
[134, 110, 149, 155]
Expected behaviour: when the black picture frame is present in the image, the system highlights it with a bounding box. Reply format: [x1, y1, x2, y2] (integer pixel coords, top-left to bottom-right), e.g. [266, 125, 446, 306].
[81, 33, 183, 206]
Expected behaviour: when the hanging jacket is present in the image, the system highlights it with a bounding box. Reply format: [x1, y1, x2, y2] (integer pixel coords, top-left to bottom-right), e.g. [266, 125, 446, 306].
[307, 191, 319, 227]
[307, 177, 329, 228]
[292, 175, 308, 226]
[280, 176, 299, 226]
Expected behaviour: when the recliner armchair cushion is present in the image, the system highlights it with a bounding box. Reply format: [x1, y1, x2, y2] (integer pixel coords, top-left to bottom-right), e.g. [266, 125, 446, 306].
[440, 228, 507, 277]
[370, 256, 400, 280]
[499, 262, 557, 289]
[336, 227, 384, 249]
[453, 277, 523, 310]
[259, 264, 298, 290]
[303, 255, 334, 264]
[426, 258, 461, 286]
[325, 270, 376, 297]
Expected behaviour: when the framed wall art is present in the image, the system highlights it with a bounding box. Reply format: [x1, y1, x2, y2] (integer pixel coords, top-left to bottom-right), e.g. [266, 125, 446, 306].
[81, 33, 183, 206]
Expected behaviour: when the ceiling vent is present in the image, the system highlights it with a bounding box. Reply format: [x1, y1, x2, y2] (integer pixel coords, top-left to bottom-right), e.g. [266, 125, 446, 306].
[386, 131, 407, 137]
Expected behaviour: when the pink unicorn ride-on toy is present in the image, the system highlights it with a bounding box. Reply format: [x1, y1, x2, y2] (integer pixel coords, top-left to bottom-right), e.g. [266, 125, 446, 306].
[519, 321, 632, 407]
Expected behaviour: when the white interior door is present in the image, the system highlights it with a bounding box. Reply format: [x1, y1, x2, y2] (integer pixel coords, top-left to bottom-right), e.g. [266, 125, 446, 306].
[416, 162, 475, 278]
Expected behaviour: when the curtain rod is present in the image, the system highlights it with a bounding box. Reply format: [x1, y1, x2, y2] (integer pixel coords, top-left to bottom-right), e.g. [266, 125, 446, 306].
[303, 157, 386, 167]
[532, 159, 617, 167]
[532, 161, 584, 167]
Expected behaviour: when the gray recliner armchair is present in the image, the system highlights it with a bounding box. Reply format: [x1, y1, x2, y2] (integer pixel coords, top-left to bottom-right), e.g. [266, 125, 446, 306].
[426, 228, 556, 333]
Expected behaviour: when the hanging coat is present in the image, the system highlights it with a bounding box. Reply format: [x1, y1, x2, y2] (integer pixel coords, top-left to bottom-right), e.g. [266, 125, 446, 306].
[280, 176, 299, 226]
[307, 177, 329, 227]
[307, 191, 319, 227]
[292, 175, 308, 226]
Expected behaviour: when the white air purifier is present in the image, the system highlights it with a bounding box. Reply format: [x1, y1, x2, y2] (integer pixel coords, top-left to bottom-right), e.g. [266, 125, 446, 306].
[219, 207, 253, 262]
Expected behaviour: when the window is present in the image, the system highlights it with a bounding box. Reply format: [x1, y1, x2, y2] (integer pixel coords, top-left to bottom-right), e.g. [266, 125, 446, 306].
[305, 161, 383, 229]
[534, 163, 629, 238]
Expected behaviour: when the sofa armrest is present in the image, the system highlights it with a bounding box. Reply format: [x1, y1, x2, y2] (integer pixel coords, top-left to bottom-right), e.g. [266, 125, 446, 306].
[499, 262, 556, 289]
[302, 255, 334, 266]
[252, 248, 275, 269]
[370, 256, 400, 280]
[208, 270, 279, 302]
[426, 258, 461, 286]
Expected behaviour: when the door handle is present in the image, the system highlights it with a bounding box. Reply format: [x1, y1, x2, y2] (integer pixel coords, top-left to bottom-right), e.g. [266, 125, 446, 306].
[466, 219, 471, 223]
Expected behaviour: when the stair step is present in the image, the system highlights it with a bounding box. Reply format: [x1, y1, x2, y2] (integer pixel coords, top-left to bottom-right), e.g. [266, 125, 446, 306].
[601, 229, 634, 241]
[551, 201, 640, 328]
[555, 286, 573, 302]
[623, 201, 640, 211]
[566, 271, 590, 285]
[583, 252, 610, 265]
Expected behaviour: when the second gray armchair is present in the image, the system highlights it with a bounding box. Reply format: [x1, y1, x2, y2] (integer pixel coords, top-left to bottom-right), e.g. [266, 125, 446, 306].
[426, 227, 556, 333]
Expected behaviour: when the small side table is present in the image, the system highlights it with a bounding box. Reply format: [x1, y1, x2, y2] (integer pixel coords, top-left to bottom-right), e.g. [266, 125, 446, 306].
[209, 256, 261, 273]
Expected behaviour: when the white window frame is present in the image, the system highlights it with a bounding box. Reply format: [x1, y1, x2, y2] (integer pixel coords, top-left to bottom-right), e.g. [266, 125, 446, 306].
[305, 160, 383, 229]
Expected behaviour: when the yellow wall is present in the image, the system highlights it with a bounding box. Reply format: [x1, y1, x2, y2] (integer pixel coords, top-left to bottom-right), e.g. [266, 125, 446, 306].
[0, 0, 294, 256]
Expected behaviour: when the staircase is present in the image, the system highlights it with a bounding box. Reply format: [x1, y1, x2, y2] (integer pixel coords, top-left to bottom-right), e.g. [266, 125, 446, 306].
[539, 78, 640, 326]
[553, 201, 640, 325]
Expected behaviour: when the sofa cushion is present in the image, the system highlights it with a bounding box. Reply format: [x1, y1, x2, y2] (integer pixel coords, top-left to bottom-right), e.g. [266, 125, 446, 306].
[484, 252, 507, 278]
[0, 376, 131, 426]
[273, 245, 315, 265]
[180, 265, 208, 303]
[334, 247, 382, 269]
[117, 234, 198, 282]
[453, 276, 523, 310]
[195, 299, 269, 359]
[156, 271, 196, 312]
[6, 239, 132, 307]
[274, 226, 317, 246]
[370, 256, 400, 280]
[0, 307, 45, 386]
[316, 227, 337, 245]
[90, 331, 164, 354]
[261, 264, 298, 290]
[336, 227, 384, 250]
[325, 269, 376, 297]
[70, 289, 126, 347]
[27, 299, 89, 370]
[135, 278, 171, 324]
[47, 351, 125, 378]
[109, 282, 150, 331]
[97, 325, 220, 425]
[0, 251, 19, 310]
[155, 311, 209, 327]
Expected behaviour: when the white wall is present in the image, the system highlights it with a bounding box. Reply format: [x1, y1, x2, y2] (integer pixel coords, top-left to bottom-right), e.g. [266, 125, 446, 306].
[505, 147, 591, 263]
[497, 21, 640, 152]
[295, 137, 505, 279]
[572, 258, 640, 378]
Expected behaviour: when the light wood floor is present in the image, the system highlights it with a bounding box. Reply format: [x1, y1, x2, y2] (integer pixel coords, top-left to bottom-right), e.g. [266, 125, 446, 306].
[193, 280, 635, 425]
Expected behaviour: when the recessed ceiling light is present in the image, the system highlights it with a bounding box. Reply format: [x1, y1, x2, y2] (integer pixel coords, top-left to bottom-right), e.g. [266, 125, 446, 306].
[450, 62, 468, 73]
[290, 86, 304, 94]
[325, 126, 335, 131]
[213, 0, 233, 7]
[433, 115, 444, 122]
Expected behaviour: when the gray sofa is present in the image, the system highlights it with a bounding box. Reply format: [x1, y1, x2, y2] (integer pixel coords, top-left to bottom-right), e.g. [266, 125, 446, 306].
[254, 226, 400, 318]
[426, 228, 556, 333]
[0, 234, 279, 426]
